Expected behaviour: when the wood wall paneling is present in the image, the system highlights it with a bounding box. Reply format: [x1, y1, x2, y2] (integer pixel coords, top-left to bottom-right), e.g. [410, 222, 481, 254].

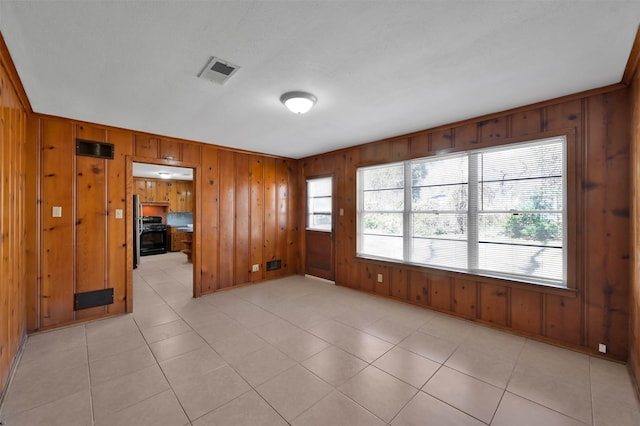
[41, 119, 75, 327]
[75, 124, 108, 320]
[159, 139, 181, 160]
[107, 130, 133, 314]
[250, 156, 265, 282]
[479, 283, 508, 326]
[134, 135, 158, 158]
[0, 43, 29, 399]
[181, 143, 201, 164]
[390, 267, 408, 300]
[429, 275, 452, 311]
[199, 146, 219, 294]
[510, 288, 542, 335]
[234, 153, 250, 285]
[300, 85, 631, 361]
[263, 158, 278, 281]
[218, 150, 235, 289]
[629, 45, 640, 396]
[453, 278, 477, 319]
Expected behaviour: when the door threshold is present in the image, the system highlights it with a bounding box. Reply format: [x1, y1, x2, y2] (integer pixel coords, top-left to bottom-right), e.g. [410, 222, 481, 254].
[304, 274, 335, 284]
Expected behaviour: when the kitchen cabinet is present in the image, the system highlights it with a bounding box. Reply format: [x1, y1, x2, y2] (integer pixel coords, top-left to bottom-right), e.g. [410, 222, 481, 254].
[134, 178, 192, 211]
[171, 181, 193, 212]
[169, 227, 191, 252]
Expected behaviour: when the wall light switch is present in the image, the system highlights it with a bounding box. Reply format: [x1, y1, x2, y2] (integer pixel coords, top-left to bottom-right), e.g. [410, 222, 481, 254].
[377, 273, 383, 283]
[52, 206, 62, 217]
[115, 209, 123, 219]
[340, 208, 344, 216]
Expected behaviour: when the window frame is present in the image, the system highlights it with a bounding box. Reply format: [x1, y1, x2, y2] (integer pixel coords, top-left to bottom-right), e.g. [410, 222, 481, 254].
[306, 175, 333, 232]
[356, 135, 570, 289]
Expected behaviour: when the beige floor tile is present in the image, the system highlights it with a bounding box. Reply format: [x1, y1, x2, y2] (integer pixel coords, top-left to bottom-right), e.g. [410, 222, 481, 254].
[87, 327, 147, 362]
[191, 315, 248, 344]
[95, 389, 189, 426]
[335, 329, 394, 363]
[399, 330, 457, 363]
[90, 344, 157, 386]
[419, 314, 476, 344]
[507, 364, 592, 424]
[17, 344, 88, 379]
[373, 346, 440, 388]
[210, 330, 268, 363]
[86, 315, 139, 341]
[445, 346, 516, 389]
[592, 393, 640, 426]
[303, 346, 368, 387]
[139, 319, 192, 344]
[292, 390, 386, 426]
[308, 319, 362, 345]
[493, 392, 588, 426]
[391, 391, 485, 426]
[423, 366, 503, 424]
[256, 364, 333, 421]
[363, 318, 416, 344]
[274, 330, 331, 362]
[232, 345, 297, 387]
[133, 303, 182, 329]
[590, 356, 640, 409]
[1, 360, 90, 417]
[193, 391, 288, 426]
[148, 330, 207, 362]
[160, 346, 226, 386]
[461, 326, 525, 361]
[20, 326, 86, 364]
[0, 389, 92, 426]
[251, 317, 304, 344]
[171, 365, 251, 420]
[517, 340, 590, 387]
[338, 365, 418, 422]
[91, 364, 169, 421]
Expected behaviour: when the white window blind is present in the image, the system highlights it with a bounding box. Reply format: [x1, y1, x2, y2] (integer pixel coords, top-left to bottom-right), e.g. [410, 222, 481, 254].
[357, 136, 566, 287]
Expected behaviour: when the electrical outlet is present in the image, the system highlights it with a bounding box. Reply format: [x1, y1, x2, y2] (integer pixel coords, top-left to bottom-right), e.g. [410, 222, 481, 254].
[598, 343, 607, 353]
[52, 206, 62, 217]
[252, 264, 259, 272]
[377, 273, 383, 283]
[115, 209, 123, 219]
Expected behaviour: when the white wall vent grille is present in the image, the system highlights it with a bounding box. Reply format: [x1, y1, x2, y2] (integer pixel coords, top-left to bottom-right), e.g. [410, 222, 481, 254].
[198, 56, 240, 85]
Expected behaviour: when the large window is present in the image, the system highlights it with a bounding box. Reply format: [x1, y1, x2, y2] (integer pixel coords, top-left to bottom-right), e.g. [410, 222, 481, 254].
[357, 136, 566, 287]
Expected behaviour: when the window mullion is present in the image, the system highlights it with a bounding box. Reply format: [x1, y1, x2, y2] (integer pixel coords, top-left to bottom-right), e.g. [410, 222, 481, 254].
[468, 153, 479, 270]
[403, 162, 412, 262]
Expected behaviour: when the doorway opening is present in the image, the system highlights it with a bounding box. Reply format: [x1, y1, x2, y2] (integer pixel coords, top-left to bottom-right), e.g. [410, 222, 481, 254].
[131, 161, 196, 308]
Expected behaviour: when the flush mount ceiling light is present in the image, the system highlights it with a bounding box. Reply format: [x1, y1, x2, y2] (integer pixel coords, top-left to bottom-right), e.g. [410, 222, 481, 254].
[158, 172, 171, 179]
[280, 91, 317, 114]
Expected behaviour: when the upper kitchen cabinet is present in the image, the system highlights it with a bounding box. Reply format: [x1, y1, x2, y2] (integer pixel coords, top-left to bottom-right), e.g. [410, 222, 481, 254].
[134, 135, 201, 164]
[169, 180, 193, 212]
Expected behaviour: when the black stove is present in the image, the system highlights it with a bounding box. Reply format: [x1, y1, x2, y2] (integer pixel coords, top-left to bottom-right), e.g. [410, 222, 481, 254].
[140, 216, 167, 255]
[141, 216, 167, 231]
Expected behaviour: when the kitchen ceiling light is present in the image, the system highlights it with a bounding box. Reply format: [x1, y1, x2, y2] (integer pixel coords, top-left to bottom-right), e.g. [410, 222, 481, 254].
[280, 91, 317, 114]
[158, 172, 171, 179]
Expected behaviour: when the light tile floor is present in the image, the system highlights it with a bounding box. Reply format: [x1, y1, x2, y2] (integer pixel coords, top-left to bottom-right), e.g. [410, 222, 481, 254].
[1, 252, 639, 425]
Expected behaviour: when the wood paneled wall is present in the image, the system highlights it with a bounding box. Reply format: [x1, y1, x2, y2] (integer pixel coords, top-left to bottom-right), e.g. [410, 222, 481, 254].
[0, 38, 29, 400]
[629, 48, 640, 394]
[29, 118, 300, 330]
[301, 86, 631, 360]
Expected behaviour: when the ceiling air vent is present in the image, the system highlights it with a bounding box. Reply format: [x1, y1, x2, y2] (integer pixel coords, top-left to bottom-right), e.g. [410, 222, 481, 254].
[198, 56, 240, 85]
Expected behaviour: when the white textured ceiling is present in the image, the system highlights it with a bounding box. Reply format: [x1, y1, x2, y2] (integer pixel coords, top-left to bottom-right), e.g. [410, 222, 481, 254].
[1, 1, 639, 159]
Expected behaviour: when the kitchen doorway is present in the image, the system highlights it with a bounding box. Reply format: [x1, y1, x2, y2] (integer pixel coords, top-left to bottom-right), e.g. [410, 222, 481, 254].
[127, 159, 199, 313]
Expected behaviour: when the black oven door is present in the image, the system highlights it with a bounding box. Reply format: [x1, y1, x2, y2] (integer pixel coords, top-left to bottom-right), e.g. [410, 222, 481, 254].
[140, 229, 167, 256]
